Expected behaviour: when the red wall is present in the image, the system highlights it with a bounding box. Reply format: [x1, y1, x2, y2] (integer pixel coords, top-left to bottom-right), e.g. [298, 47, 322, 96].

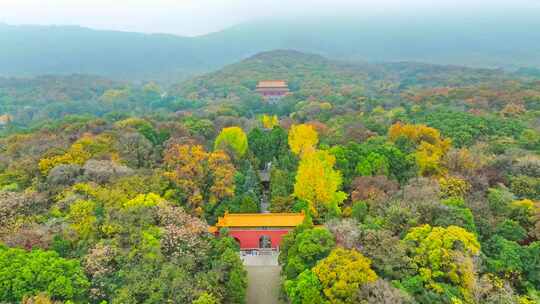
[228, 229, 291, 249]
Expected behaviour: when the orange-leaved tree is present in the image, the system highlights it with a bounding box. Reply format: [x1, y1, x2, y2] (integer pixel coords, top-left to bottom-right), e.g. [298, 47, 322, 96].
[164, 144, 235, 214]
[388, 122, 451, 176]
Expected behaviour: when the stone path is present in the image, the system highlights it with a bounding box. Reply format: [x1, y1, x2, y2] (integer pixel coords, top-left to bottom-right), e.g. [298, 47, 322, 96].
[259, 162, 272, 213]
[246, 265, 281, 304]
[246, 161, 281, 304]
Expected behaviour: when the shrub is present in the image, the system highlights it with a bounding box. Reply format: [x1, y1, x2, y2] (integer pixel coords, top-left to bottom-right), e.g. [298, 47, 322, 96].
[0, 245, 89, 302]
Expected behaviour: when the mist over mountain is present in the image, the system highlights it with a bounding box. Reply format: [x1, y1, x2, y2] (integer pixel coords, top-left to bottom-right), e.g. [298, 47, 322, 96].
[1, 13, 539, 82]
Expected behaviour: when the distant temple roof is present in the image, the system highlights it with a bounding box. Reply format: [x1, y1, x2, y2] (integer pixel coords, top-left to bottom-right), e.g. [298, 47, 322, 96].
[256, 80, 289, 89]
[214, 212, 305, 229]
[0, 114, 12, 125]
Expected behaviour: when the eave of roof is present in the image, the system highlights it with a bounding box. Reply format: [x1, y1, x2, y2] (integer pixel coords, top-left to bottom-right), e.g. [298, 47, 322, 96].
[215, 212, 305, 228]
[256, 80, 288, 88]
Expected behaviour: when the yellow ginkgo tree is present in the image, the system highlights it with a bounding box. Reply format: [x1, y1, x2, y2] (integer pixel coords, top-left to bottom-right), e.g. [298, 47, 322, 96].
[288, 124, 319, 156]
[39, 134, 115, 175]
[403, 224, 480, 301]
[313, 247, 378, 304]
[260, 114, 279, 129]
[293, 150, 347, 217]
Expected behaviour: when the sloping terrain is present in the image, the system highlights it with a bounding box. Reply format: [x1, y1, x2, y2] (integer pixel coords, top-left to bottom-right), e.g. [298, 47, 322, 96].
[1, 11, 540, 81]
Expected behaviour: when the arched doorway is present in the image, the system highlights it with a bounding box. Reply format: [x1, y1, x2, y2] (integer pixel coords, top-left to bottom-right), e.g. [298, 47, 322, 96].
[259, 235, 272, 249]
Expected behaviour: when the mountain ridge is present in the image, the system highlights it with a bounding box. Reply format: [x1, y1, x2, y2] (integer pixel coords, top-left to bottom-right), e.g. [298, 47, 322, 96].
[171, 49, 516, 104]
[1, 14, 539, 82]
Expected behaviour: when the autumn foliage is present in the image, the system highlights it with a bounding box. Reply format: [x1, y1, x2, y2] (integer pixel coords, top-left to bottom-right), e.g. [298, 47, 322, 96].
[214, 126, 248, 158]
[164, 144, 235, 213]
[389, 122, 452, 176]
[313, 248, 378, 304]
[288, 124, 319, 156]
[403, 224, 480, 300]
[0, 50, 539, 304]
[293, 150, 347, 217]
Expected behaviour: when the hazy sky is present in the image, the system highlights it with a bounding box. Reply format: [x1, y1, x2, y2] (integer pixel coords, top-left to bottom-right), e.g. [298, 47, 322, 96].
[1, 0, 539, 36]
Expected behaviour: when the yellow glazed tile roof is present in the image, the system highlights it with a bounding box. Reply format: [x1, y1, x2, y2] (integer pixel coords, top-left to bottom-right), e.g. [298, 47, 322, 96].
[0, 114, 12, 124]
[215, 212, 305, 228]
[256, 80, 288, 88]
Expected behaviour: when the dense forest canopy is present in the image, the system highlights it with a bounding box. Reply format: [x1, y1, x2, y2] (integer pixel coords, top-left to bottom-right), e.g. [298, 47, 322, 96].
[0, 50, 539, 303]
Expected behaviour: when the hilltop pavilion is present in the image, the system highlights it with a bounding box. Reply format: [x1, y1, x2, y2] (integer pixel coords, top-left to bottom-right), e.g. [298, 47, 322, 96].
[0, 114, 12, 126]
[255, 80, 290, 102]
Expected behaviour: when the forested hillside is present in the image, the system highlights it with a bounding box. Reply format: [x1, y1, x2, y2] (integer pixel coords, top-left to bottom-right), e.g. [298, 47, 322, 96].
[1, 12, 540, 81]
[0, 50, 539, 303]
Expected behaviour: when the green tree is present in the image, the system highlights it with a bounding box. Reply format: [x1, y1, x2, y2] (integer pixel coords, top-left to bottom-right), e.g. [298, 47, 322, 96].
[214, 248, 247, 304]
[248, 126, 289, 169]
[351, 201, 368, 223]
[0, 245, 90, 302]
[487, 187, 515, 215]
[283, 227, 335, 279]
[519, 129, 540, 151]
[330, 140, 413, 188]
[435, 198, 477, 234]
[215, 127, 248, 158]
[510, 175, 540, 200]
[193, 292, 219, 304]
[356, 152, 389, 176]
[494, 219, 527, 242]
[285, 270, 327, 304]
[484, 236, 527, 287]
[522, 242, 540, 288]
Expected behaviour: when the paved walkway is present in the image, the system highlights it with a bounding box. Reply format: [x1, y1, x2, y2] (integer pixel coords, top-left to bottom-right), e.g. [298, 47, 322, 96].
[242, 251, 281, 304]
[247, 162, 281, 304]
[259, 162, 271, 213]
[241, 250, 279, 266]
[246, 265, 281, 304]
